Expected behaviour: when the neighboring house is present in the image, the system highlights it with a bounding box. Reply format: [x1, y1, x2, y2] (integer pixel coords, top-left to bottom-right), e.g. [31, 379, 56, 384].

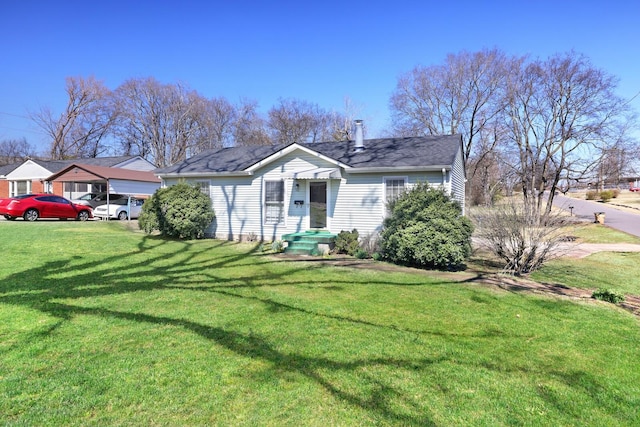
[154, 125, 466, 242]
[0, 163, 20, 198]
[45, 163, 161, 197]
[1, 156, 156, 199]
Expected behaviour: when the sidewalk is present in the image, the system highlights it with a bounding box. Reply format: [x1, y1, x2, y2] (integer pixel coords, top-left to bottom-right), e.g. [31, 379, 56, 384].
[559, 242, 640, 258]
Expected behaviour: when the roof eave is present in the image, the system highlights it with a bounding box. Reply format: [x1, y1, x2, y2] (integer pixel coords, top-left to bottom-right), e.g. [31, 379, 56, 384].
[156, 171, 254, 178]
[347, 165, 452, 173]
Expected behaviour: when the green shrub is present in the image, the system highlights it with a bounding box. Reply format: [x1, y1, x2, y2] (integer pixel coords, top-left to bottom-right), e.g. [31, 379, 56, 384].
[380, 183, 473, 270]
[354, 248, 369, 259]
[600, 190, 614, 202]
[271, 240, 284, 253]
[592, 288, 625, 304]
[334, 229, 360, 255]
[139, 182, 215, 239]
[585, 190, 599, 200]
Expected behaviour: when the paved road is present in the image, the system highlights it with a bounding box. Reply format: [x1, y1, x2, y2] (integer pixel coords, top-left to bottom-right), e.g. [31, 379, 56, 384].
[553, 194, 640, 238]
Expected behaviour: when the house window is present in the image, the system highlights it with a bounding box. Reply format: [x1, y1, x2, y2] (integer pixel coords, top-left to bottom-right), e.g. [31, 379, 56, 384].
[11, 180, 31, 197]
[64, 182, 90, 194]
[264, 180, 284, 224]
[384, 177, 408, 214]
[195, 181, 210, 198]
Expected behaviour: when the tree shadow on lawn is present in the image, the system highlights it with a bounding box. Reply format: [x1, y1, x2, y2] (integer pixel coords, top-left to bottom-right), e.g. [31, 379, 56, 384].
[0, 234, 623, 424]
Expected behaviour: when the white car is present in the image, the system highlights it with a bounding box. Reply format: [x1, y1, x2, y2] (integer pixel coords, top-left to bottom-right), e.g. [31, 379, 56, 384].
[93, 197, 144, 220]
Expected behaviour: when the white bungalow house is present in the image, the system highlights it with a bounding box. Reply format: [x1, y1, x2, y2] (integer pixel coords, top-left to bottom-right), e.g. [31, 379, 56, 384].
[154, 123, 466, 252]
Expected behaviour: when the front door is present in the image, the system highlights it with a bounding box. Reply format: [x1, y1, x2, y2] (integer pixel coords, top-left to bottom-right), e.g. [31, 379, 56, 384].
[309, 181, 327, 229]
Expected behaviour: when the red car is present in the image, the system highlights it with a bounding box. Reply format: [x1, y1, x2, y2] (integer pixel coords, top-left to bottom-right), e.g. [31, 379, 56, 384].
[0, 194, 93, 221]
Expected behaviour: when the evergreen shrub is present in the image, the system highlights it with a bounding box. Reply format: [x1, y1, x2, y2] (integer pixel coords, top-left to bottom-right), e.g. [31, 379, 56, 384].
[380, 183, 473, 270]
[334, 229, 360, 255]
[139, 182, 215, 239]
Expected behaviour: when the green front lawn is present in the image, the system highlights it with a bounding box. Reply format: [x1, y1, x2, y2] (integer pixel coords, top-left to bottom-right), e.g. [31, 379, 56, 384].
[532, 252, 640, 295]
[565, 222, 640, 244]
[532, 223, 640, 295]
[1, 221, 639, 425]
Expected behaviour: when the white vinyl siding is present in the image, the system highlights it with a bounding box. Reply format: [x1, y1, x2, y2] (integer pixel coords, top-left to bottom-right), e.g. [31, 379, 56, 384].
[331, 172, 447, 237]
[450, 145, 466, 214]
[330, 174, 384, 236]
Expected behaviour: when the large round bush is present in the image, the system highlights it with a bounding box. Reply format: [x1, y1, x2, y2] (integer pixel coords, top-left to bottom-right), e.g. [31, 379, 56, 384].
[380, 183, 473, 270]
[139, 182, 215, 239]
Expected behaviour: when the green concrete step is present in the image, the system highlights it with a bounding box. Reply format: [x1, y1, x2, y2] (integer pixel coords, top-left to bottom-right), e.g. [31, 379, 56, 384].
[282, 231, 336, 244]
[282, 230, 337, 255]
[286, 240, 318, 250]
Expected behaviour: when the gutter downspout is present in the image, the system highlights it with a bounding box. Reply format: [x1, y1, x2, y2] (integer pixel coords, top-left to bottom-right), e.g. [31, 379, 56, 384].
[442, 168, 448, 193]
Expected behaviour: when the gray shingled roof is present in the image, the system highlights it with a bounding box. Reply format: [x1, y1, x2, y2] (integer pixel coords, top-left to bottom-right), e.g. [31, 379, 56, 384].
[304, 135, 462, 169]
[155, 135, 462, 175]
[32, 156, 142, 173]
[0, 162, 20, 176]
[155, 145, 283, 175]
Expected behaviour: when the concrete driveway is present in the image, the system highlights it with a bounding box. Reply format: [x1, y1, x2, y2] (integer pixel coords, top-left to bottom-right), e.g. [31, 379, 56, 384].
[553, 194, 640, 238]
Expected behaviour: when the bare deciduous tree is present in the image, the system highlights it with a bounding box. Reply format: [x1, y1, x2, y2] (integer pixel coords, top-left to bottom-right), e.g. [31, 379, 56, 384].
[503, 51, 631, 218]
[326, 97, 363, 141]
[390, 49, 521, 205]
[196, 97, 237, 151]
[267, 98, 333, 144]
[391, 49, 516, 156]
[31, 76, 116, 159]
[0, 138, 36, 165]
[233, 99, 271, 146]
[114, 77, 215, 167]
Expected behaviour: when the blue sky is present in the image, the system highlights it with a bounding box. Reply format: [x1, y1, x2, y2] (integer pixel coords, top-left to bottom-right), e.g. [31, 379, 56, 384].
[1, 0, 639, 154]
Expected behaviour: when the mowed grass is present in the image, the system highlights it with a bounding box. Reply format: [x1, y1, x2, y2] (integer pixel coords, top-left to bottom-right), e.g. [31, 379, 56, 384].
[532, 251, 640, 294]
[566, 222, 640, 244]
[532, 223, 640, 295]
[1, 221, 639, 425]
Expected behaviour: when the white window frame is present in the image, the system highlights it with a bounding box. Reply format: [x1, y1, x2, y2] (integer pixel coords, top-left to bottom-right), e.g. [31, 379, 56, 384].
[10, 180, 31, 197]
[263, 179, 285, 225]
[383, 176, 408, 216]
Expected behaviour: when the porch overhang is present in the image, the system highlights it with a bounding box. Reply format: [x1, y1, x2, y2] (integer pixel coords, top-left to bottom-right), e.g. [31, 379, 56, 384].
[283, 168, 342, 180]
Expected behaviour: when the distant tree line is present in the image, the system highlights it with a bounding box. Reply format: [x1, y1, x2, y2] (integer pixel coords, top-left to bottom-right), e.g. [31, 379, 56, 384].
[21, 77, 358, 168]
[0, 138, 34, 166]
[1, 49, 637, 217]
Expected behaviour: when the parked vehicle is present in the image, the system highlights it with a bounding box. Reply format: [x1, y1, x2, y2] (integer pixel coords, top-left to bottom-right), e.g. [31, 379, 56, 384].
[72, 192, 99, 203]
[73, 192, 127, 208]
[0, 194, 93, 221]
[92, 197, 144, 220]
